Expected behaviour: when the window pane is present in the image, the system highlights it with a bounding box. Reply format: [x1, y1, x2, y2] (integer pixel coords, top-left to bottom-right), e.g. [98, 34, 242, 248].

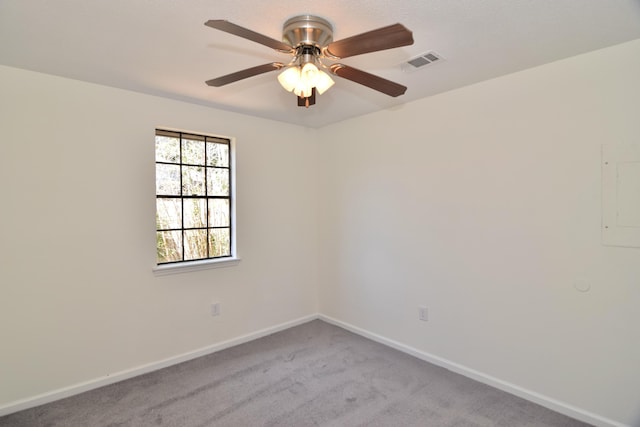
[183, 198, 206, 228]
[182, 166, 205, 196]
[155, 136, 180, 163]
[182, 138, 205, 165]
[157, 231, 182, 263]
[184, 229, 207, 260]
[209, 228, 230, 257]
[207, 168, 229, 196]
[206, 142, 229, 167]
[208, 199, 230, 227]
[156, 164, 181, 195]
[156, 130, 233, 265]
[156, 198, 182, 229]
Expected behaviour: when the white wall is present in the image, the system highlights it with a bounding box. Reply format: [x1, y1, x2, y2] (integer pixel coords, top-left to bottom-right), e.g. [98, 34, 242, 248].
[0, 66, 319, 406]
[317, 39, 640, 427]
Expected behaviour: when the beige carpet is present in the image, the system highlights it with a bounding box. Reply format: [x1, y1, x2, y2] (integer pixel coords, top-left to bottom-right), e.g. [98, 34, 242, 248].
[0, 320, 590, 426]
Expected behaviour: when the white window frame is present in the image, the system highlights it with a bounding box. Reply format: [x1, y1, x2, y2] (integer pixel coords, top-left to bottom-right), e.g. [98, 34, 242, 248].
[153, 128, 239, 276]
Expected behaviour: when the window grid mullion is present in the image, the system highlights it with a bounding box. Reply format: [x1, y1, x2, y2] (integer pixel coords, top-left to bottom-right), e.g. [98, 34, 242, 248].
[228, 153, 233, 256]
[180, 133, 185, 262]
[158, 226, 228, 232]
[157, 195, 229, 199]
[204, 140, 210, 259]
[156, 160, 227, 167]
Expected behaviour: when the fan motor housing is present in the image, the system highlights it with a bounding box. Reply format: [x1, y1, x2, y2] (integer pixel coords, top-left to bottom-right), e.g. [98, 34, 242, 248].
[282, 15, 333, 48]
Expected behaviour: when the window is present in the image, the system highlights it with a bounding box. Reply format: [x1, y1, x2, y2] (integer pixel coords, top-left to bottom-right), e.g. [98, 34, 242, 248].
[155, 129, 234, 266]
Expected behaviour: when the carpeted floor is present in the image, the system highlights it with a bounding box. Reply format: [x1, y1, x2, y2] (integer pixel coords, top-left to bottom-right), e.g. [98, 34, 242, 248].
[0, 320, 590, 426]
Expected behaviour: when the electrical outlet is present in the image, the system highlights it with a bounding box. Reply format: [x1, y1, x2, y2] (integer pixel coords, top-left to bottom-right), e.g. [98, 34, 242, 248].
[211, 302, 220, 317]
[418, 306, 428, 321]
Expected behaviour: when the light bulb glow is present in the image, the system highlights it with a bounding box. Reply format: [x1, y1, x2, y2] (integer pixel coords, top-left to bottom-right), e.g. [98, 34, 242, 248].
[293, 79, 313, 98]
[301, 63, 319, 86]
[277, 67, 301, 92]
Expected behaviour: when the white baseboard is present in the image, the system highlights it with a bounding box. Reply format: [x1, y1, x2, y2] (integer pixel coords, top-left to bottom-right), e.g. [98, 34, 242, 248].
[318, 314, 626, 427]
[0, 313, 627, 427]
[0, 314, 319, 417]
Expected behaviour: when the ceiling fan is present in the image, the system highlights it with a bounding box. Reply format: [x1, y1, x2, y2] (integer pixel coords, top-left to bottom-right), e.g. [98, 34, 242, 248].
[204, 15, 414, 107]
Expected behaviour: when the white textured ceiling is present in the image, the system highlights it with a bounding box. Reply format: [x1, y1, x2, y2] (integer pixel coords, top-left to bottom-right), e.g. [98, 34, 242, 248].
[1, 0, 639, 128]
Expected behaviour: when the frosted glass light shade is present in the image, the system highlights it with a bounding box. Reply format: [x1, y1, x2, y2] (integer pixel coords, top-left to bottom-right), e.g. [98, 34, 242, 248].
[277, 67, 301, 92]
[315, 70, 335, 95]
[301, 63, 319, 84]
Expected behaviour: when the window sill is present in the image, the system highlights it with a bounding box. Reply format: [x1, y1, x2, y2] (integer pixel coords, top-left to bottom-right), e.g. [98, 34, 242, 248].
[153, 257, 241, 276]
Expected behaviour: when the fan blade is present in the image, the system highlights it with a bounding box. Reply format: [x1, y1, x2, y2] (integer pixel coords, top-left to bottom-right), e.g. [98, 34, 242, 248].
[330, 64, 407, 97]
[206, 63, 285, 87]
[324, 23, 413, 59]
[205, 20, 294, 53]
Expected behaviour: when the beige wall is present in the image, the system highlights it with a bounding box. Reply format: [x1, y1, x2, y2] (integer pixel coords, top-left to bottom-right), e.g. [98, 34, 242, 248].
[0, 66, 319, 406]
[1, 38, 639, 426]
[318, 39, 640, 426]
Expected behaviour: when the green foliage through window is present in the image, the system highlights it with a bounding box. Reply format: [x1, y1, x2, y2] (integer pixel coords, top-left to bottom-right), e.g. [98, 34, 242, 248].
[156, 129, 232, 264]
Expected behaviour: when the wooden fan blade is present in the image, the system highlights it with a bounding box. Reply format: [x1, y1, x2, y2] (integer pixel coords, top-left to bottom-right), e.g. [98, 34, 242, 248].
[324, 23, 413, 59]
[205, 20, 294, 53]
[330, 64, 407, 97]
[206, 63, 284, 87]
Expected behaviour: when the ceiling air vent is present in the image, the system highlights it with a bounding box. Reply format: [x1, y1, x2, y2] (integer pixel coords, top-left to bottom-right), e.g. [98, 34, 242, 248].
[402, 51, 444, 73]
